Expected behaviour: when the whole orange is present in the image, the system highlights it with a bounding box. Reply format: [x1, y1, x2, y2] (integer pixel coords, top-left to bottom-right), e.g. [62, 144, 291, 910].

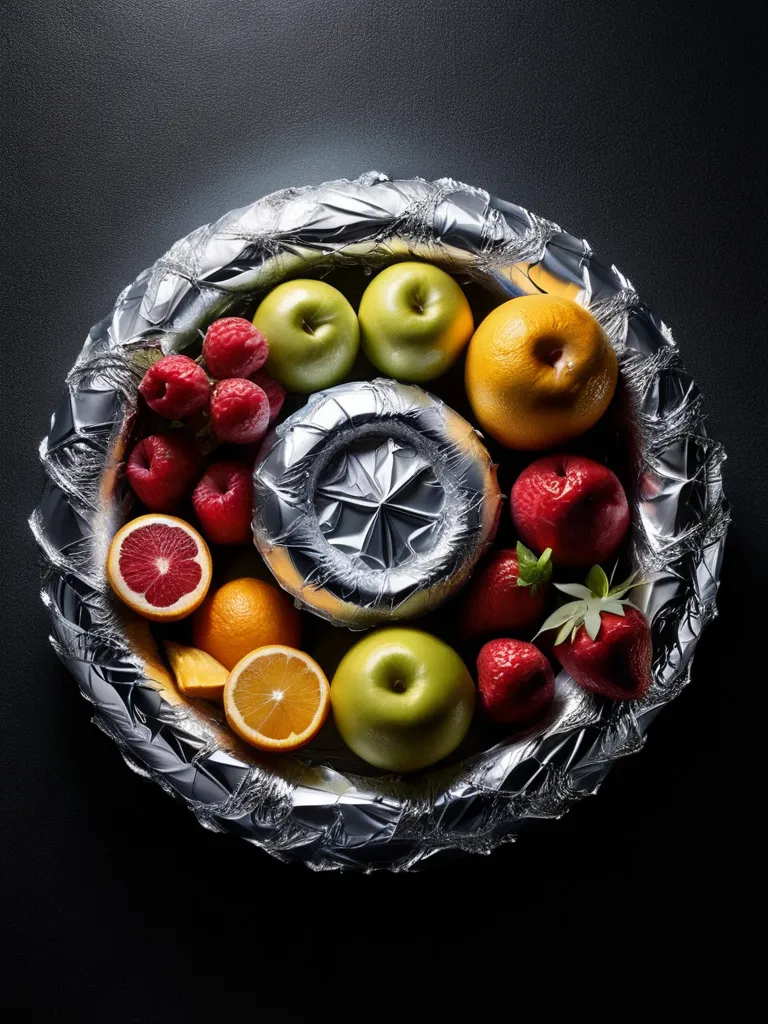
[465, 294, 618, 450]
[192, 577, 301, 670]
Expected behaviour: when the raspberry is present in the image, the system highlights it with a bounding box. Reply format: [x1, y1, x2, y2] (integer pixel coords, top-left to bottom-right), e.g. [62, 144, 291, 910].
[203, 317, 269, 379]
[210, 378, 270, 445]
[249, 368, 287, 423]
[126, 431, 202, 512]
[192, 461, 253, 545]
[138, 355, 210, 420]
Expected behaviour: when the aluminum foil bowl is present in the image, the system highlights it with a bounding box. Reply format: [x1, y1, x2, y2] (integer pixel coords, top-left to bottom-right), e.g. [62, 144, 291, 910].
[30, 173, 729, 871]
[253, 379, 502, 628]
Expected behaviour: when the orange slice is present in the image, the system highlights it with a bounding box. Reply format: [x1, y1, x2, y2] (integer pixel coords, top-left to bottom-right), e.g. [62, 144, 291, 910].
[106, 514, 212, 622]
[223, 646, 330, 751]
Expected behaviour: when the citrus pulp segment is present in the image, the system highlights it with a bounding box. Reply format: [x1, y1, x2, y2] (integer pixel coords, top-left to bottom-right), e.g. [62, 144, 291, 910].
[223, 646, 330, 751]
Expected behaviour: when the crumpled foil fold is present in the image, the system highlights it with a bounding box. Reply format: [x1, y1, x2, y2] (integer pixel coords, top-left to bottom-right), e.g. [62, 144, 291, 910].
[31, 173, 729, 871]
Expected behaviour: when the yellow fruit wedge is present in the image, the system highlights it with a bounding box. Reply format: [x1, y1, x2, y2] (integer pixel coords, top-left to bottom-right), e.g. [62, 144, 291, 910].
[165, 641, 229, 701]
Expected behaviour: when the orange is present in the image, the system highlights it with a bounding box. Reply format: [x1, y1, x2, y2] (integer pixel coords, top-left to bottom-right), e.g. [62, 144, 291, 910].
[192, 577, 301, 670]
[465, 294, 618, 450]
[223, 645, 330, 751]
[106, 514, 212, 622]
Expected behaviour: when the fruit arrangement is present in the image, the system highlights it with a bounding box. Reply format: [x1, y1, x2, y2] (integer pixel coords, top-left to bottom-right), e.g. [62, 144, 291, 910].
[106, 262, 653, 774]
[34, 174, 730, 871]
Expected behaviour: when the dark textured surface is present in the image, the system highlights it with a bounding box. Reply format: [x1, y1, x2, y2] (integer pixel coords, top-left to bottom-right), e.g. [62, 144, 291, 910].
[1, 0, 764, 1019]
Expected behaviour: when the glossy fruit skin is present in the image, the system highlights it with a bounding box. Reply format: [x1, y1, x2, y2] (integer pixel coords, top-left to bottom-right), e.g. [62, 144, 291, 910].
[248, 368, 287, 423]
[253, 279, 359, 393]
[476, 639, 555, 725]
[330, 628, 475, 773]
[138, 355, 210, 420]
[358, 262, 474, 383]
[554, 605, 652, 701]
[461, 549, 547, 638]
[192, 461, 253, 545]
[192, 577, 301, 670]
[210, 378, 270, 444]
[511, 454, 630, 567]
[202, 317, 268, 379]
[126, 431, 202, 512]
[465, 294, 618, 450]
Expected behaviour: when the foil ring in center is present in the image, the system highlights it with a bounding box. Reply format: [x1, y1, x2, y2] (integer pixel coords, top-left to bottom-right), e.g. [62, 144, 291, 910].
[252, 379, 501, 628]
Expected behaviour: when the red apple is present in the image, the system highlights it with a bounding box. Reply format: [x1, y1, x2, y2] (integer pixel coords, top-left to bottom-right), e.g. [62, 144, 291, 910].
[510, 454, 629, 567]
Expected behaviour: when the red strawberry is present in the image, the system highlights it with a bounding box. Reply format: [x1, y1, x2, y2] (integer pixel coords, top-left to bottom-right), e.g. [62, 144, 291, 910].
[126, 431, 202, 512]
[138, 354, 210, 420]
[476, 638, 555, 725]
[539, 566, 652, 700]
[461, 542, 552, 638]
[203, 317, 268, 379]
[192, 461, 253, 545]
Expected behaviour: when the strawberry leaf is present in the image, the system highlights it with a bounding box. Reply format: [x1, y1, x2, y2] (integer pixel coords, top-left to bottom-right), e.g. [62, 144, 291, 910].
[554, 582, 593, 600]
[536, 600, 587, 636]
[585, 607, 602, 640]
[516, 540, 538, 572]
[539, 566, 647, 648]
[130, 346, 164, 373]
[607, 571, 642, 599]
[516, 542, 552, 593]
[554, 620, 573, 646]
[586, 564, 609, 599]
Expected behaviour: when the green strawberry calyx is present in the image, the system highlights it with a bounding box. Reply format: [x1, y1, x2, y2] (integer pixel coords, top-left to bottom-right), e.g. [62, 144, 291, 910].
[535, 565, 644, 646]
[516, 542, 553, 594]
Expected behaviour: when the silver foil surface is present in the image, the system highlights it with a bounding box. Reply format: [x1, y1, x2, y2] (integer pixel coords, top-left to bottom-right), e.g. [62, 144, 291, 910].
[253, 379, 501, 627]
[31, 173, 729, 871]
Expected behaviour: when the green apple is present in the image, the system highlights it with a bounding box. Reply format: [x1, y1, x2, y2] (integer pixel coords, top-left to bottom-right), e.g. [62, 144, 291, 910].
[253, 279, 359, 393]
[331, 628, 475, 772]
[358, 262, 474, 383]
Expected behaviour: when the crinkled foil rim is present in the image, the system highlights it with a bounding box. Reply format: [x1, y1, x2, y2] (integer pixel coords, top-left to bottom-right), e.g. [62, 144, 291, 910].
[30, 173, 729, 871]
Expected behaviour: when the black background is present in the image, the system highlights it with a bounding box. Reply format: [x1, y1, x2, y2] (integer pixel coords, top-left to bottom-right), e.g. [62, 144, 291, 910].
[2, 1, 765, 1020]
